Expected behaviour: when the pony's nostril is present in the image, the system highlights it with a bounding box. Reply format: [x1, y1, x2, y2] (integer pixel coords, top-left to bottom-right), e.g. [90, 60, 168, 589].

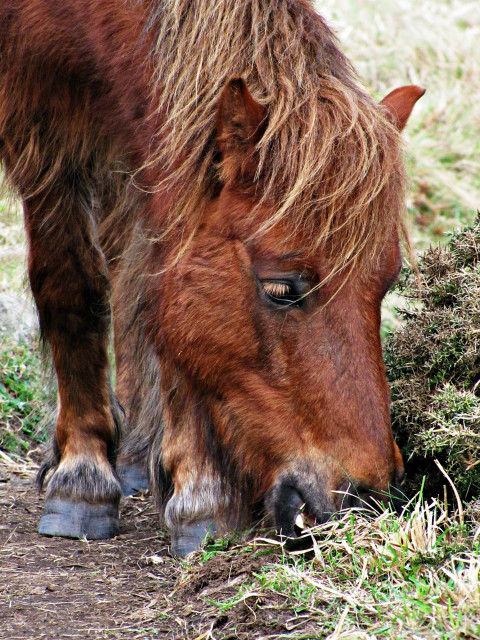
[273, 484, 305, 538]
[294, 507, 307, 532]
[293, 503, 317, 535]
[268, 471, 334, 541]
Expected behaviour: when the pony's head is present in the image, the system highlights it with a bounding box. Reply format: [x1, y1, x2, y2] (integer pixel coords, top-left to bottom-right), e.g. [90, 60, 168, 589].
[148, 77, 423, 553]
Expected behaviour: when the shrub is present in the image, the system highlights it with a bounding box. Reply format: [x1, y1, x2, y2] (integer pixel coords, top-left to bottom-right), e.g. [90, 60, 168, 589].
[385, 216, 480, 502]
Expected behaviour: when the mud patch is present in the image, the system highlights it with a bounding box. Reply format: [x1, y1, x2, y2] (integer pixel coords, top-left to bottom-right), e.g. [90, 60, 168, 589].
[171, 549, 319, 639]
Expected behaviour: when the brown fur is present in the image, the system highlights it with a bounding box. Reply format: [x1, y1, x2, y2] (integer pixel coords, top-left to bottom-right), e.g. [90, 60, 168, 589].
[0, 0, 422, 543]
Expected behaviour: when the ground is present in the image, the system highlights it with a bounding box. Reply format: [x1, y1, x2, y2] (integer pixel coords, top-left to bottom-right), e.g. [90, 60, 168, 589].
[1, 461, 177, 639]
[2, 459, 480, 640]
[0, 461, 301, 640]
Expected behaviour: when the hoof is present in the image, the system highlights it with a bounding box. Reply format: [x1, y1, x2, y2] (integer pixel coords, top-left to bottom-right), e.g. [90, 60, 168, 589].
[117, 463, 150, 496]
[171, 520, 217, 557]
[38, 497, 119, 540]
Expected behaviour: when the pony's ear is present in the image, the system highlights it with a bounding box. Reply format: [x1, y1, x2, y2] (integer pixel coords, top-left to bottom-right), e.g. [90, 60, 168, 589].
[217, 77, 266, 182]
[380, 85, 425, 131]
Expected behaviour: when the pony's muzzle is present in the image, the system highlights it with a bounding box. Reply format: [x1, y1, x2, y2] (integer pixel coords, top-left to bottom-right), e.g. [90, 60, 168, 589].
[334, 466, 407, 515]
[267, 471, 335, 540]
[268, 468, 408, 544]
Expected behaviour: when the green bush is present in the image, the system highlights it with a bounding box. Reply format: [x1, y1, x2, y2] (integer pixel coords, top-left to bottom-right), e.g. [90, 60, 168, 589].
[385, 216, 480, 501]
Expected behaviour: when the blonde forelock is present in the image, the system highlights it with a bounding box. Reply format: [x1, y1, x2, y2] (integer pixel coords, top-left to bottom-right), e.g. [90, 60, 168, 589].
[144, 0, 408, 279]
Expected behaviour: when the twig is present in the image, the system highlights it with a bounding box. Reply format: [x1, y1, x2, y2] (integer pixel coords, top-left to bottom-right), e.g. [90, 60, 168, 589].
[434, 459, 464, 525]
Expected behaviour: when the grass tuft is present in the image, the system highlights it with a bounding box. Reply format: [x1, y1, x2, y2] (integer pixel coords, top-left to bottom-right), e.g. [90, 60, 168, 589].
[175, 498, 480, 638]
[0, 338, 51, 459]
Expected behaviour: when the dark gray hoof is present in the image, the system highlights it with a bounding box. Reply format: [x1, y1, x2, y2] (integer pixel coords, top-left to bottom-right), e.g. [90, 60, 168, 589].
[171, 520, 217, 557]
[38, 497, 119, 540]
[117, 463, 150, 496]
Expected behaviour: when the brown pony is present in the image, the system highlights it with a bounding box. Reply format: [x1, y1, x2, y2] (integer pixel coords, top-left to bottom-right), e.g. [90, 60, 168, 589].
[0, 0, 424, 555]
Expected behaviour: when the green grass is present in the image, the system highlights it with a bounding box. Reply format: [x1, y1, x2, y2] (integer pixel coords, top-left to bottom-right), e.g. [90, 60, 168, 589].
[183, 499, 480, 639]
[0, 337, 50, 458]
[0, 193, 51, 458]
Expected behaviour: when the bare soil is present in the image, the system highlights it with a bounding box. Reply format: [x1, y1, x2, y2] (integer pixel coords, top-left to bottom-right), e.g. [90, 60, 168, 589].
[0, 462, 292, 640]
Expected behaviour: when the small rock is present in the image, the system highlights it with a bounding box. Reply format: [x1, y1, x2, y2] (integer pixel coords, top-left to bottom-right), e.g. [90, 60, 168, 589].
[0, 291, 37, 342]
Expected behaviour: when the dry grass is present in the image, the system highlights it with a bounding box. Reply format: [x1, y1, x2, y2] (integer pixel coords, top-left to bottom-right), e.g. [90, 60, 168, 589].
[173, 495, 480, 639]
[318, 0, 480, 247]
[0, 195, 25, 293]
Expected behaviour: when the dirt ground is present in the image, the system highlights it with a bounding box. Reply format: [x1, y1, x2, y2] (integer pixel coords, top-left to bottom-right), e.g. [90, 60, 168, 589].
[0, 461, 295, 640]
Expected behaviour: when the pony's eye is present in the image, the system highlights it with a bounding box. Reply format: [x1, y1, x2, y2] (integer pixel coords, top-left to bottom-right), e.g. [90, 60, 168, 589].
[262, 281, 291, 299]
[260, 278, 309, 308]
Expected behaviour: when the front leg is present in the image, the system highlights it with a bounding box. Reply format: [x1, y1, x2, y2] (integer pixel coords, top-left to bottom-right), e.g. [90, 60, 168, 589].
[24, 193, 123, 540]
[152, 378, 230, 556]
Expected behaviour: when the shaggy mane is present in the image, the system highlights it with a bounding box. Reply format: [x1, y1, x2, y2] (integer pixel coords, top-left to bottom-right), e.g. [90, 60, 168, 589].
[145, 0, 408, 279]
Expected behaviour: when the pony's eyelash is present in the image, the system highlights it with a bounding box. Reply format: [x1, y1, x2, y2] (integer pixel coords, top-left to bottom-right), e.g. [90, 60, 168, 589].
[262, 282, 291, 298]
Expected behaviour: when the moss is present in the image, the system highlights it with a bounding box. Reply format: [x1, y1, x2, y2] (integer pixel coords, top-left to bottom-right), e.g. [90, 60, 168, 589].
[384, 215, 480, 502]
